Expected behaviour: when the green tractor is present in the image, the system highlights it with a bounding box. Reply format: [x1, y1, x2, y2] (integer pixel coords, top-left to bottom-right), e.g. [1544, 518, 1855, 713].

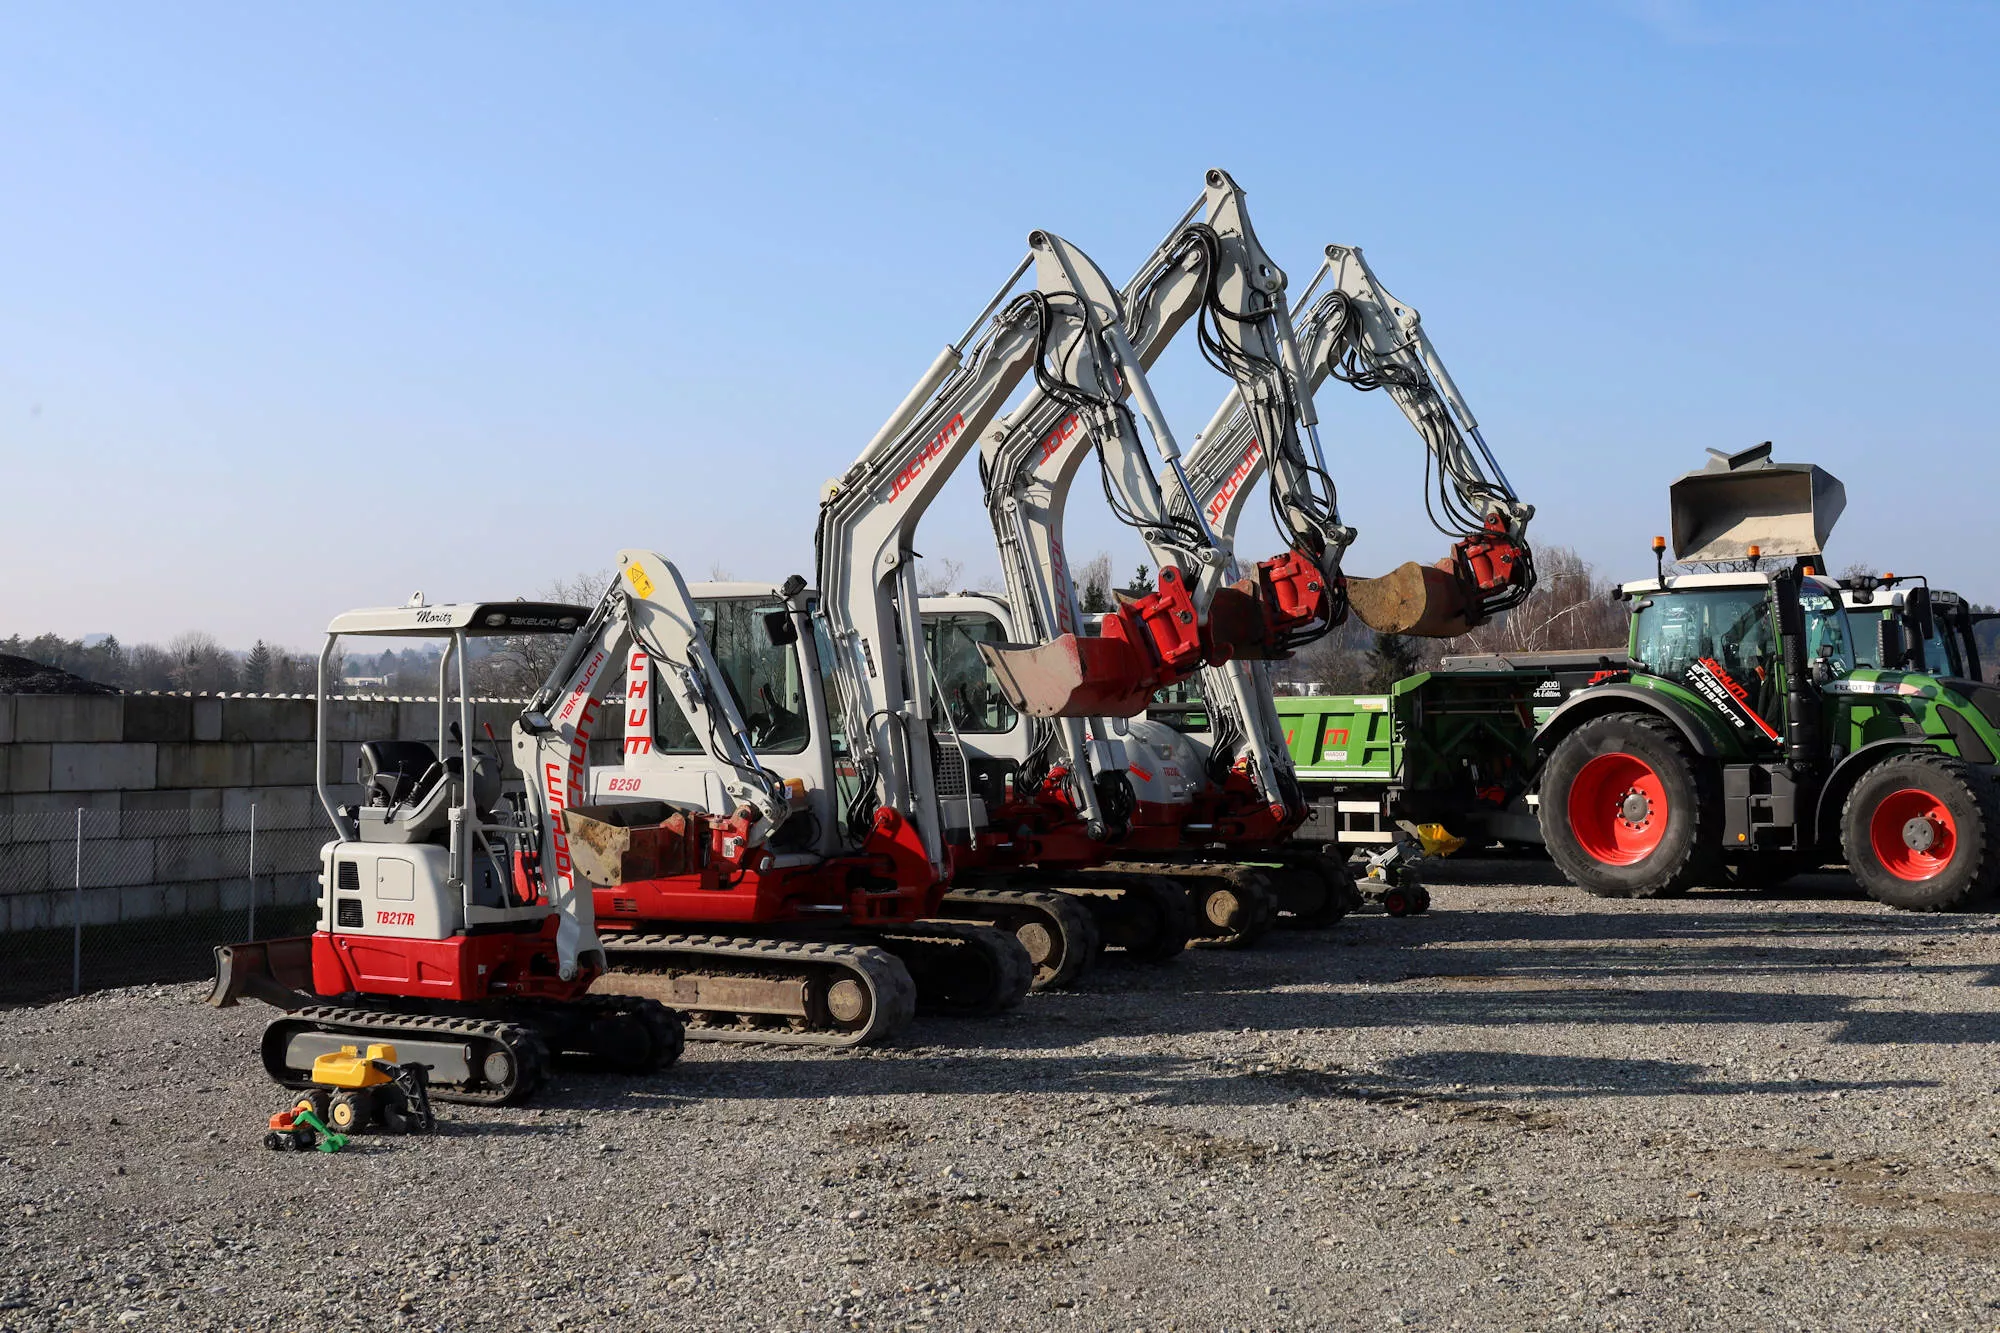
[1535, 444, 2000, 910]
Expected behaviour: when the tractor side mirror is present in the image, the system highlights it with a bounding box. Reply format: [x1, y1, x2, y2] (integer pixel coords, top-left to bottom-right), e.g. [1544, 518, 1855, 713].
[1908, 587, 1937, 643]
[763, 611, 798, 647]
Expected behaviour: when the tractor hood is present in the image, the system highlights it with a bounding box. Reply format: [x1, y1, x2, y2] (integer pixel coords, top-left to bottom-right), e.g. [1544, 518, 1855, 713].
[1669, 442, 1845, 562]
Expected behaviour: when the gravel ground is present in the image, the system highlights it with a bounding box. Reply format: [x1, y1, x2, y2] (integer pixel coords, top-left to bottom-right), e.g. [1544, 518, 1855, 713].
[4, 859, 2000, 1332]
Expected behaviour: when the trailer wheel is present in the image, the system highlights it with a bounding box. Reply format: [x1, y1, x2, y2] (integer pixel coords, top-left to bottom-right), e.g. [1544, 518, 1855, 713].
[1841, 754, 2000, 911]
[1540, 713, 1719, 898]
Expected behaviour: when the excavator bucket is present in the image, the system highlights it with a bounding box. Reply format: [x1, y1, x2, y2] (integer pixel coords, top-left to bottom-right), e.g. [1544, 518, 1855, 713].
[208, 936, 314, 1010]
[561, 802, 698, 885]
[981, 566, 1212, 719]
[1669, 442, 1845, 562]
[979, 634, 1158, 719]
[1205, 582, 1281, 660]
[1347, 560, 1477, 639]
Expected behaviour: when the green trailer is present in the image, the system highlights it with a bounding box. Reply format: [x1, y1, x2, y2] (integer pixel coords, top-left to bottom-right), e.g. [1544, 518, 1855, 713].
[1275, 669, 1550, 854]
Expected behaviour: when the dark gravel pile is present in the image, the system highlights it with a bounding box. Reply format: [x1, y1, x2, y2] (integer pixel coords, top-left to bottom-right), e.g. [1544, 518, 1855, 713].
[3, 866, 1999, 1331]
[0, 654, 117, 695]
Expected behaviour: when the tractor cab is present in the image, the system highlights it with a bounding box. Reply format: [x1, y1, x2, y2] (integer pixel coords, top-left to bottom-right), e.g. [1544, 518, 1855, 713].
[1840, 577, 1985, 681]
[1616, 570, 1855, 741]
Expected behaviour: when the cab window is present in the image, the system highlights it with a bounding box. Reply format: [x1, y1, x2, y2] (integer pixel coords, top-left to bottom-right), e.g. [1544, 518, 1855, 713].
[1632, 587, 1777, 686]
[923, 613, 1019, 735]
[652, 598, 811, 755]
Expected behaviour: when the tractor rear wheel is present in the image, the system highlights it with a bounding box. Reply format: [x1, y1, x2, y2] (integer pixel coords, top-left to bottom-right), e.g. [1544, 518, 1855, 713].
[1539, 713, 1720, 899]
[1841, 754, 2000, 911]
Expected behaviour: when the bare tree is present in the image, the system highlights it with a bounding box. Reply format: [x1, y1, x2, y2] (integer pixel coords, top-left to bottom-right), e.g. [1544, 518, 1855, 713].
[1450, 545, 1627, 656]
[1075, 551, 1114, 613]
[165, 631, 239, 693]
[470, 569, 611, 697]
[916, 556, 965, 596]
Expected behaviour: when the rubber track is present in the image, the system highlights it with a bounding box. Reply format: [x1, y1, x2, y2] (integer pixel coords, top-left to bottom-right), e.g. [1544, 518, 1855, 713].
[938, 887, 1101, 990]
[261, 1006, 549, 1107]
[1034, 869, 1196, 964]
[566, 991, 686, 1072]
[1109, 861, 1281, 948]
[873, 920, 1034, 1015]
[599, 933, 916, 1048]
[1265, 852, 1361, 928]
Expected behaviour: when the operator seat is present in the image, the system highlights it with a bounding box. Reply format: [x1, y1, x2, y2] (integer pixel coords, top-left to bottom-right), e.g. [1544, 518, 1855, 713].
[355, 739, 454, 846]
[358, 740, 439, 808]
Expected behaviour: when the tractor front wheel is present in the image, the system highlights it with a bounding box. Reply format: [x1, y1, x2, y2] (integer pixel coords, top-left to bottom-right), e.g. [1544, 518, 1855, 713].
[1539, 713, 1719, 899]
[1841, 754, 2000, 911]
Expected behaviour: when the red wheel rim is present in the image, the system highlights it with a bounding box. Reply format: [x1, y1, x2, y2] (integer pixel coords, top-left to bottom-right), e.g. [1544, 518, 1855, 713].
[1567, 752, 1668, 865]
[1867, 787, 1958, 881]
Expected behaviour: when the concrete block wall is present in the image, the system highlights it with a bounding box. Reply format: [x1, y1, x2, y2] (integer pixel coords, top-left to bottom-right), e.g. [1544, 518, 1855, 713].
[0, 692, 597, 934]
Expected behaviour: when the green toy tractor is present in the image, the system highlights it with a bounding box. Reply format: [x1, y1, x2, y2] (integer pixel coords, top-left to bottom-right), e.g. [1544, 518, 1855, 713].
[1535, 444, 2000, 910]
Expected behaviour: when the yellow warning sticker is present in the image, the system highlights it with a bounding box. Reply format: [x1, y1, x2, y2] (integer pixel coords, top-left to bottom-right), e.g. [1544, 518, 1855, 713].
[625, 564, 655, 599]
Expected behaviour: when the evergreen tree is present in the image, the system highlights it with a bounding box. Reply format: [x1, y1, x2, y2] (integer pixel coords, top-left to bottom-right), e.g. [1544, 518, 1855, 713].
[1123, 563, 1153, 598]
[243, 640, 274, 692]
[1364, 632, 1422, 691]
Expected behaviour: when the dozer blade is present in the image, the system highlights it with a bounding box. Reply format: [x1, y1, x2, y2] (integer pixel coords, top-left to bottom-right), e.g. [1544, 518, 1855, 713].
[209, 936, 314, 1010]
[1346, 561, 1476, 638]
[980, 636, 1157, 719]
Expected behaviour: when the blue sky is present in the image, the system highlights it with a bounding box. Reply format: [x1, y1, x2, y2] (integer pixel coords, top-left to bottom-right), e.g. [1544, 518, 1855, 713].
[2, 1, 1995, 649]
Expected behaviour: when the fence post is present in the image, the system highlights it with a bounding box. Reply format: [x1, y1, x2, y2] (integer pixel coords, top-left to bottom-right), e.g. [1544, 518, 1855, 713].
[247, 803, 258, 942]
[71, 808, 82, 997]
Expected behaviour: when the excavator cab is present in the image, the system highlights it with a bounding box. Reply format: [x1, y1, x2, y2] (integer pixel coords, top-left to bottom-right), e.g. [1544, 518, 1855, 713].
[211, 597, 593, 1011]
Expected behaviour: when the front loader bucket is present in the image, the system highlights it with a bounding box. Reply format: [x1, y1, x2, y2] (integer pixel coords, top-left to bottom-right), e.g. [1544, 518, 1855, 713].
[1669, 442, 1845, 561]
[980, 635, 1157, 719]
[1347, 561, 1476, 638]
[208, 936, 314, 1010]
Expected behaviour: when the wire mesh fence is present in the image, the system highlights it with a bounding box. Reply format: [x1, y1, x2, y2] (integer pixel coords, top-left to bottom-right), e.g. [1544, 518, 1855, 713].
[0, 805, 327, 1005]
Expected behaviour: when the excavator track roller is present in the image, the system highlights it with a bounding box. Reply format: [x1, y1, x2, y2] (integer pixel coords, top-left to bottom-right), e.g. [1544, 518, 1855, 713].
[938, 888, 1101, 990]
[260, 1008, 552, 1107]
[593, 933, 917, 1048]
[1110, 861, 1280, 948]
[1059, 873, 1199, 964]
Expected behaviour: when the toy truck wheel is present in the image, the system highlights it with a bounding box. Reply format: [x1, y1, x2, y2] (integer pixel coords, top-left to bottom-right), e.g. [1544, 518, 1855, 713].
[1841, 754, 2000, 911]
[1539, 713, 1719, 899]
[327, 1091, 370, 1134]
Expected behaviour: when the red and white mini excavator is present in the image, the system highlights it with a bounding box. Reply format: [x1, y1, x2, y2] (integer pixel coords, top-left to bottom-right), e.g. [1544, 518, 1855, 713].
[208, 598, 684, 1104]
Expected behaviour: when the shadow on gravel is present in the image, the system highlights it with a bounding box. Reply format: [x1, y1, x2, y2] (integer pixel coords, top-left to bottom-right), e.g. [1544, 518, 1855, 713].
[1370, 1049, 1940, 1101]
[555, 1045, 1943, 1110]
[1421, 857, 1996, 911]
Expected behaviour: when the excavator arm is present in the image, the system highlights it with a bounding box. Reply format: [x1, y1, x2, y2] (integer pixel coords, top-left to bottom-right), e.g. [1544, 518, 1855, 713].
[815, 231, 1209, 873]
[968, 169, 1330, 836]
[1184, 243, 1535, 637]
[515, 550, 786, 976]
[979, 169, 1333, 725]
